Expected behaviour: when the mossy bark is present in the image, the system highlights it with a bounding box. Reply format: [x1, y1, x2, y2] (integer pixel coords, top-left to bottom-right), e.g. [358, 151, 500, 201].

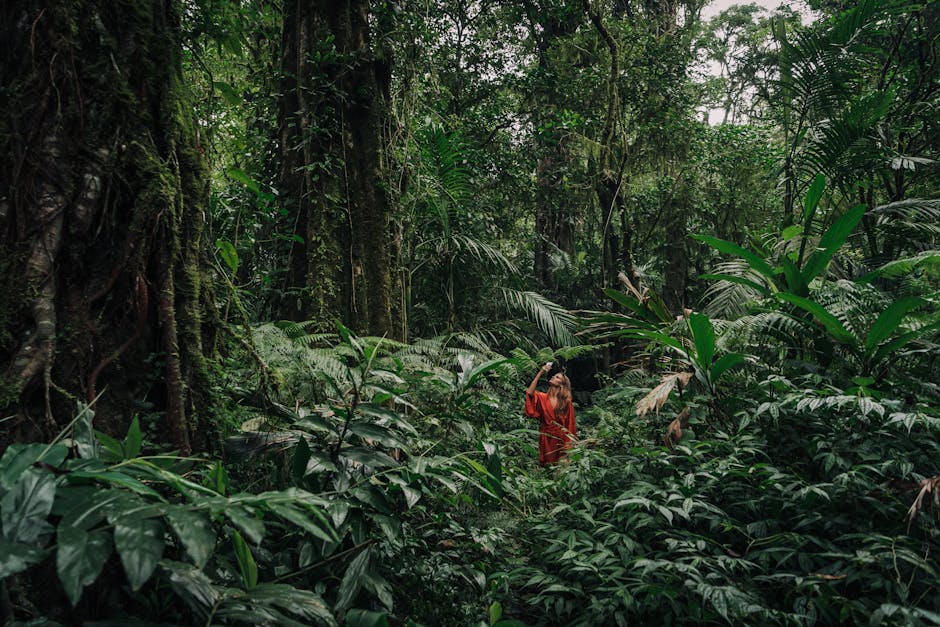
[278, 0, 396, 337]
[0, 0, 213, 453]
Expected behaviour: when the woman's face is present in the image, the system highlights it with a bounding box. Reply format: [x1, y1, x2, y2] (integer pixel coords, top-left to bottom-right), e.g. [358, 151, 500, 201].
[549, 373, 565, 388]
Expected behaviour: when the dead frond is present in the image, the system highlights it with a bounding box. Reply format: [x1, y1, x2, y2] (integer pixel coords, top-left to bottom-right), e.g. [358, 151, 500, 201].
[636, 371, 692, 417]
[663, 407, 691, 451]
[907, 476, 940, 531]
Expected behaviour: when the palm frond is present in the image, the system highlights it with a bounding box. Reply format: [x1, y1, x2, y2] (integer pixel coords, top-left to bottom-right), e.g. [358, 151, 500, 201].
[499, 288, 578, 346]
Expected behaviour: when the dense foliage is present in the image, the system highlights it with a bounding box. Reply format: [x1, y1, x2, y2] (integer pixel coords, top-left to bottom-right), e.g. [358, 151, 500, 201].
[2, 0, 939, 625]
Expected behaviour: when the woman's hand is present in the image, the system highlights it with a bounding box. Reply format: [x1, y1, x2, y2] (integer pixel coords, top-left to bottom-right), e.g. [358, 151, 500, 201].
[541, 361, 553, 374]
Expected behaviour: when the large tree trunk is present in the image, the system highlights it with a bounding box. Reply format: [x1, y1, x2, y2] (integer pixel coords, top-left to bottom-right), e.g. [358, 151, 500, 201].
[278, 0, 395, 337]
[0, 1, 213, 454]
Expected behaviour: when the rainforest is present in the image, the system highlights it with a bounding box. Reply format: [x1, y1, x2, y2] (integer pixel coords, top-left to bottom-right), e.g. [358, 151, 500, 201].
[1, 0, 939, 624]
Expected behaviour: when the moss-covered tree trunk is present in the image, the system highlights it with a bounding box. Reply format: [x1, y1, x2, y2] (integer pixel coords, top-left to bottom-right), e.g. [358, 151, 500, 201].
[278, 0, 395, 337]
[0, 1, 213, 454]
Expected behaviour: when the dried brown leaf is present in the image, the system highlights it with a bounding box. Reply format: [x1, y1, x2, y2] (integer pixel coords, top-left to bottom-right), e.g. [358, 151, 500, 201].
[636, 372, 692, 417]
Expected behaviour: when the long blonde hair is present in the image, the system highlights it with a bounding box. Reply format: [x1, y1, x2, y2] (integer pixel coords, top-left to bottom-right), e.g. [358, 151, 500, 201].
[548, 373, 572, 413]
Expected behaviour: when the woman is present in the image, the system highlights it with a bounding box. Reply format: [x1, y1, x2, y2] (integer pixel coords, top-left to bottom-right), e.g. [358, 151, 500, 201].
[525, 362, 577, 466]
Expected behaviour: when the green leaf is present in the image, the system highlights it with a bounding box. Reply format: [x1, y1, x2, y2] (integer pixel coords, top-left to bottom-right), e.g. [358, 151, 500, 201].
[872, 321, 940, 365]
[346, 422, 406, 449]
[699, 274, 770, 296]
[801, 204, 866, 283]
[1, 468, 56, 543]
[215, 239, 240, 274]
[114, 516, 164, 590]
[209, 461, 230, 495]
[0, 540, 48, 578]
[692, 235, 775, 281]
[212, 81, 241, 106]
[778, 256, 807, 296]
[226, 167, 261, 193]
[347, 609, 389, 627]
[291, 438, 312, 483]
[224, 505, 265, 545]
[124, 416, 142, 459]
[489, 600, 503, 625]
[777, 293, 855, 344]
[232, 529, 258, 589]
[165, 506, 216, 568]
[336, 546, 372, 611]
[802, 173, 826, 226]
[687, 313, 716, 371]
[73, 403, 99, 460]
[865, 297, 924, 352]
[0, 444, 67, 492]
[709, 353, 747, 384]
[56, 526, 113, 606]
[339, 447, 399, 469]
[267, 502, 337, 544]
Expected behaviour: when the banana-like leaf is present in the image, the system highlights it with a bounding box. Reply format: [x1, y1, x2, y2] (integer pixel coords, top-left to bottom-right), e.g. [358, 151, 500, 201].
[777, 293, 855, 344]
[693, 235, 776, 283]
[801, 204, 866, 283]
[865, 297, 924, 353]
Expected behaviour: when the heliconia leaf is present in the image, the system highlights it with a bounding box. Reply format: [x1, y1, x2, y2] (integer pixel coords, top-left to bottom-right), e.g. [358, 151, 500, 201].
[114, 516, 164, 590]
[778, 256, 807, 296]
[1, 468, 56, 544]
[692, 235, 776, 282]
[165, 506, 216, 568]
[336, 546, 372, 611]
[709, 353, 747, 385]
[777, 293, 855, 344]
[0, 444, 67, 492]
[56, 526, 113, 606]
[802, 173, 826, 226]
[232, 529, 258, 589]
[346, 422, 406, 449]
[801, 204, 866, 283]
[687, 313, 716, 371]
[865, 297, 924, 352]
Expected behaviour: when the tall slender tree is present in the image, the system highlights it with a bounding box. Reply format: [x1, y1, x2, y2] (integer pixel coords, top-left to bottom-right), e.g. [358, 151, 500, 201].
[0, 0, 214, 454]
[278, 0, 395, 337]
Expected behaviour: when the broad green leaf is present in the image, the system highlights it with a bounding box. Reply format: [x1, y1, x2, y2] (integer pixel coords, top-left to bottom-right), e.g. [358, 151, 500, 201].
[267, 502, 337, 544]
[1, 468, 56, 543]
[224, 505, 265, 544]
[114, 517, 164, 590]
[801, 204, 866, 283]
[778, 256, 807, 296]
[401, 485, 422, 509]
[212, 81, 241, 105]
[245, 583, 336, 625]
[347, 609, 389, 627]
[73, 403, 99, 460]
[0, 540, 48, 578]
[709, 353, 747, 384]
[292, 438, 312, 483]
[339, 447, 399, 469]
[687, 313, 716, 371]
[351, 485, 391, 514]
[226, 167, 261, 193]
[872, 321, 940, 365]
[124, 416, 142, 459]
[56, 526, 112, 606]
[692, 235, 775, 281]
[94, 430, 124, 460]
[162, 560, 220, 610]
[66, 470, 162, 498]
[865, 297, 924, 352]
[336, 546, 372, 611]
[232, 529, 258, 589]
[0, 444, 67, 492]
[604, 288, 645, 316]
[777, 293, 855, 344]
[346, 422, 406, 449]
[802, 173, 826, 226]
[165, 506, 216, 568]
[208, 461, 230, 495]
[215, 239, 240, 274]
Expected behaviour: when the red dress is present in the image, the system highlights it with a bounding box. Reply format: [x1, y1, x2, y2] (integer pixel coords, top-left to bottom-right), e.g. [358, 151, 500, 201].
[525, 391, 577, 465]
